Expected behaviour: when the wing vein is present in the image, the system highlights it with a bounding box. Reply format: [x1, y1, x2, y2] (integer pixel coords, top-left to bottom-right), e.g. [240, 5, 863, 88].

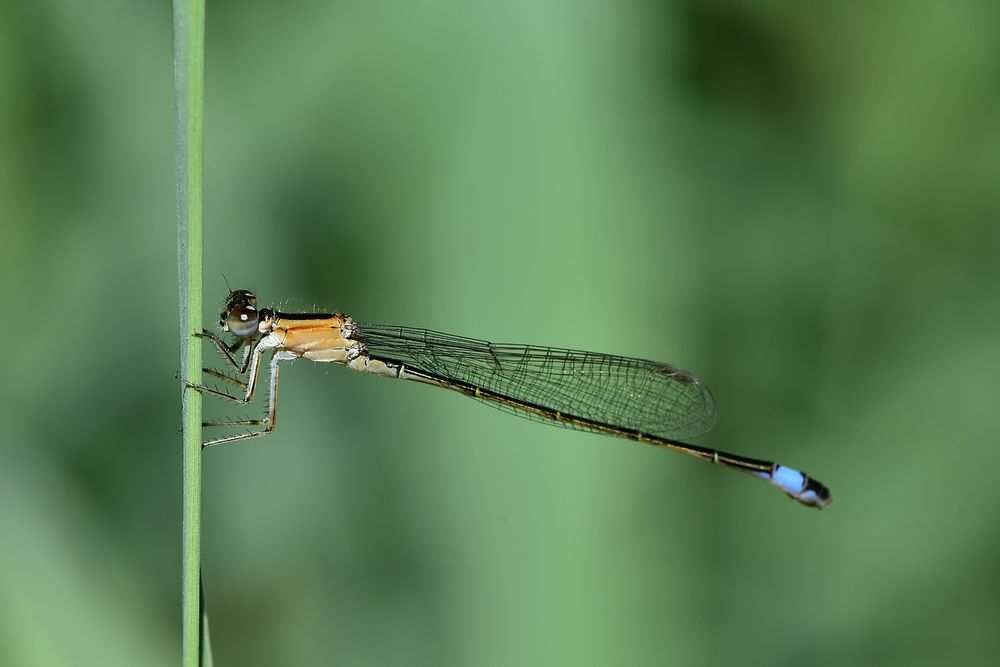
[354, 324, 717, 440]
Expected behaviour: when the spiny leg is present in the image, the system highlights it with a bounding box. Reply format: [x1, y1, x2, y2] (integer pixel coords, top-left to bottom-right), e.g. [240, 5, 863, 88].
[201, 350, 293, 448]
[204, 417, 264, 428]
[203, 368, 247, 390]
[194, 329, 242, 370]
[195, 330, 257, 373]
[194, 352, 254, 396]
[185, 336, 269, 404]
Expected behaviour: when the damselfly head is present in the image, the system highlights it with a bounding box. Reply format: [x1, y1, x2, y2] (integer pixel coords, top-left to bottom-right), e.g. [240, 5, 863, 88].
[220, 289, 260, 337]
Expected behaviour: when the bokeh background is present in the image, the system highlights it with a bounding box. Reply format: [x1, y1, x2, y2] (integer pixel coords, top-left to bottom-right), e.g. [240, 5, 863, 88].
[2, 1, 998, 665]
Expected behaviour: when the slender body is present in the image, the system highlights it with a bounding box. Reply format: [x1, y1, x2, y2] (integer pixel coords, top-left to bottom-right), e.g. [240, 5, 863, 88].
[188, 289, 832, 508]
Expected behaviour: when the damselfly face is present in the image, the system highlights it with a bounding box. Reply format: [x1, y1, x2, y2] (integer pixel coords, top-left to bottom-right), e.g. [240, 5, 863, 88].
[219, 289, 259, 338]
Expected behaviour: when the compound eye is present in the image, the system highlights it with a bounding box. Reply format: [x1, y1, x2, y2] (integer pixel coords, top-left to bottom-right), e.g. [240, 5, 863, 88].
[220, 288, 260, 336]
[226, 306, 258, 337]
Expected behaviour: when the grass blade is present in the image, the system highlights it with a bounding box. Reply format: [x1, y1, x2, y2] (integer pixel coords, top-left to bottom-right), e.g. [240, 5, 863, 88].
[173, 0, 208, 664]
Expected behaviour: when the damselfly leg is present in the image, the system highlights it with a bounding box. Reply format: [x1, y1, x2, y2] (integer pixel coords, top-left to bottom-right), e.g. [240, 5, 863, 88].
[195, 329, 256, 374]
[185, 292, 293, 446]
[186, 346, 294, 448]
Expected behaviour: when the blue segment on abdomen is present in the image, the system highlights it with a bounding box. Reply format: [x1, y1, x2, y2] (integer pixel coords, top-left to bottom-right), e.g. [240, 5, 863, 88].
[771, 465, 806, 494]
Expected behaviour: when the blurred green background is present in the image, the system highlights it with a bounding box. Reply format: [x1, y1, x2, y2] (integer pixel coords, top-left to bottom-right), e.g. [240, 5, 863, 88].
[2, 1, 998, 665]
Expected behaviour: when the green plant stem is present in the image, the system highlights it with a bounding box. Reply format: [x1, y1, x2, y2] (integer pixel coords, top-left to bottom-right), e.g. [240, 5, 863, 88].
[173, 0, 206, 665]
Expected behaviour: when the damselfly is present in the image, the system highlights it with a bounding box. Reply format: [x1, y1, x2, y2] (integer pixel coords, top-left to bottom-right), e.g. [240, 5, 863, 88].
[186, 289, 832, 508]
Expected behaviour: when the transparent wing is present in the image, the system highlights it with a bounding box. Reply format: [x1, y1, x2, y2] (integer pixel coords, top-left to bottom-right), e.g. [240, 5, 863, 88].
[353, 324, 717, 440]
